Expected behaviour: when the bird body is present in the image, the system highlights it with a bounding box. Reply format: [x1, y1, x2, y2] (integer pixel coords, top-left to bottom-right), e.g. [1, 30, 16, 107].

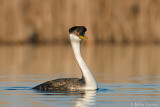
[32, 78, 85, 91]
[32, 26, 97, 91]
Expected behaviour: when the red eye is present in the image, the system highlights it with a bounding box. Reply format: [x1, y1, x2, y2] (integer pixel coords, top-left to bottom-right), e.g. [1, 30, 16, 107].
[76, 33, 78, 35]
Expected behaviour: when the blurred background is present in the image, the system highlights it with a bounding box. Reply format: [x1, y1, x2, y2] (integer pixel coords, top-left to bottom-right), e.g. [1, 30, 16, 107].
[1, 0, 160, 45]
[0, 0, 160, 83]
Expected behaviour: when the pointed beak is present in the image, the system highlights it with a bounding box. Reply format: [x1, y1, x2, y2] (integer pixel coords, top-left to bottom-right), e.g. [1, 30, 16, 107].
[78, 35, 88, 39]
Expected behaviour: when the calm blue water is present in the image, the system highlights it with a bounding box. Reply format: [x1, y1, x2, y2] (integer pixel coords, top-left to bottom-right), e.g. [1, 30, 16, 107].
[0, 75, 160, 107]
[0, 45, 160, 107]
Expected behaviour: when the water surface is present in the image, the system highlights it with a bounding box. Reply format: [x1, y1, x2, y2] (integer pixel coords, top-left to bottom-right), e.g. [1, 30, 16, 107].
[0, 45, 160, 107]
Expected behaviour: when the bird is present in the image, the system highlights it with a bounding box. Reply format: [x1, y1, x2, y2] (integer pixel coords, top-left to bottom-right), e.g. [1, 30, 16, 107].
[32, 26, 97, 91]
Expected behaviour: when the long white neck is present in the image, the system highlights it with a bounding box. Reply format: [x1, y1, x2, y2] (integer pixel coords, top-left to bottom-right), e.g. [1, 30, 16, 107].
[70, 34, 97, 90]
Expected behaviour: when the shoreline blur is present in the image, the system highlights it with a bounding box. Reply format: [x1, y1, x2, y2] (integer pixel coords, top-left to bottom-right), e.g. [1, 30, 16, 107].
[1, 0, 160, 45]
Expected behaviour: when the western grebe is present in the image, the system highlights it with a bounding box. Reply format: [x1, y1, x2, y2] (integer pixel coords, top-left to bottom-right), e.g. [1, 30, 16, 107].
[32, 26, 97, 91]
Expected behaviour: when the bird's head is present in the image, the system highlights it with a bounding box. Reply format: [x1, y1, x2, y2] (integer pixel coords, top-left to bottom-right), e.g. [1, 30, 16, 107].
[69, 26, 87, 41]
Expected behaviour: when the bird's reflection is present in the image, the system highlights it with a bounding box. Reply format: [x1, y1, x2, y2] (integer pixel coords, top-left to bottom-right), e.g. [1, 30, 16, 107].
[74, 90, 96, 107]
[32, 89, 97, 107]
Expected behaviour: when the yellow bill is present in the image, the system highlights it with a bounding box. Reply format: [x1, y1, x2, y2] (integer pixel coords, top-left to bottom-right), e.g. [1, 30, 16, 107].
[78, 35, 88, 39]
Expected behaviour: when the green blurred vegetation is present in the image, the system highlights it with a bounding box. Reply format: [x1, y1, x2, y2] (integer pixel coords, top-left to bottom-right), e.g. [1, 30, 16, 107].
[0, 0, 160, 45]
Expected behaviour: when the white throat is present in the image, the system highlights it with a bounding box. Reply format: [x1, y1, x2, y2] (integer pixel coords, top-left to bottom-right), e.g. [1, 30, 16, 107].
[70, 34, 97, 90]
